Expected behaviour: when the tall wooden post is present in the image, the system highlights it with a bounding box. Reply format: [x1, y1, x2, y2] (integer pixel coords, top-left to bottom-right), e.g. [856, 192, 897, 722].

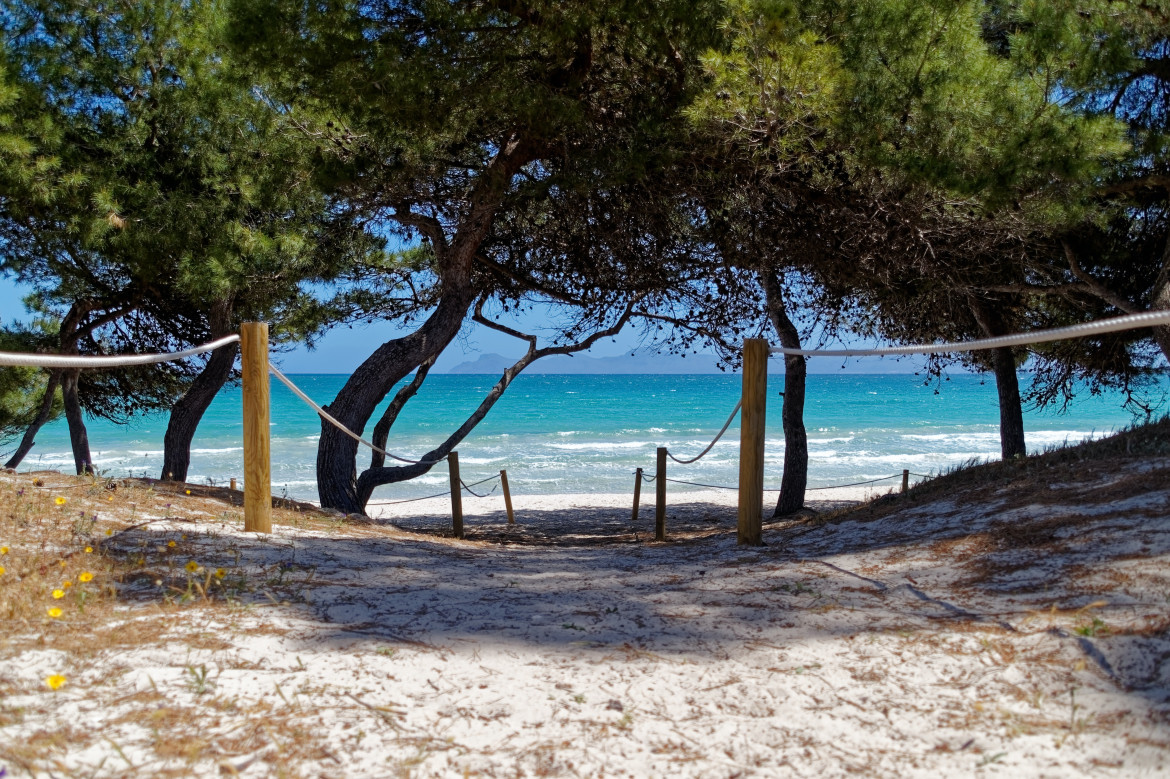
[737, 338, 768, 545]
[655, 448, 667, 541]
[501, 469, 515, 525]
[448, 451, 464, 539]
[240, 322, 271, 534]
[631, 467, 643, 524]
[901, 469, 909, 494]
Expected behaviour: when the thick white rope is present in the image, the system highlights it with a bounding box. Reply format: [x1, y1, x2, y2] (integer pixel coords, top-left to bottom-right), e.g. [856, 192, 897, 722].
[769, 309, 1170, 357]
[667, 399, 742, 464]
[267, 361, 445, 466]
[0, 334, 241, 368]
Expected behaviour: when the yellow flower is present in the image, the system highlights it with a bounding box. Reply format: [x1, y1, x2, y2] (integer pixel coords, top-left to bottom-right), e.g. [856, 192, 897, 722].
[0, 546, 8, 554]
[52, 589, 65, 599]
[59, 560, 66, 567]
[0, 566, 5, 576]
[105, 529, 113, 535]
[78, 572, 93, 583]
[46, 674, 66, 691]
[185, 561, 200, 573]
[84, 546, 92, 553]
[62, 581, 72, 589]
[167, 541, 176, 548]
[47, 607, 62, 618]
[185, 490, 191, 495]
[215, 568, 226, 579]
[55, 497, 66, 506]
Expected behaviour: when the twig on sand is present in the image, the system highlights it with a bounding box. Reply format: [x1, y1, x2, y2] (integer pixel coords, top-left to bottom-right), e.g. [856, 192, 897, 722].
[345, 692, 407, 731]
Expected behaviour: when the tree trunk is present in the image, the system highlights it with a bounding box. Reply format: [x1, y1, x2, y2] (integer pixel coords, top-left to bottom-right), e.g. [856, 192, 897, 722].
[161, 300, 238, 482]
[971, 299, 1026, 460]
[317, 288, 477, 513]
[4, 370, 61, 469]
[1152, 231, 1170, 361]
[762, 272, 808, 516]
[990, 345, 1027, 459]
[61, 368, 94, 475]
[356, 356, 436, 507]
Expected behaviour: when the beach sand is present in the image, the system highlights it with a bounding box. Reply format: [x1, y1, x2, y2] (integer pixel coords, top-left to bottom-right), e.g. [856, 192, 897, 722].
[1, 465, 1167, 777]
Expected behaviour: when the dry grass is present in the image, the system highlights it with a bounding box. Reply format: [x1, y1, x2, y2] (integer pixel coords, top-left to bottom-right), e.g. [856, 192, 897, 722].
[1, 420, 1169, 777]
[0, 471, 391, 776]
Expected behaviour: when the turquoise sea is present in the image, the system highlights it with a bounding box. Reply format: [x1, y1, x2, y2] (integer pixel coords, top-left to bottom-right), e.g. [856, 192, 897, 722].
[11, 373, 1164, 502]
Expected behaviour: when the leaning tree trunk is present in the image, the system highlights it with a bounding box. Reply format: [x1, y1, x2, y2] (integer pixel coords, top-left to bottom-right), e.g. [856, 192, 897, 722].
[61, 368, 94, 475]
[317, 288, 477, 514]
[4, 370, 62, 469]
[763, 272, 808, 516]
[161, 301, 238, 482]
[971, 300, 1026, 460]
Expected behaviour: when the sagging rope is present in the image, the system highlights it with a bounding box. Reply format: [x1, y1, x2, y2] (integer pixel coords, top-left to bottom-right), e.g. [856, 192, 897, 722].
[768, 309, 1170, 358]
[0, 334, 241, 368]
[460, 475, 500, 498]
[367, 474, 500, 506]
[268, 361, 446, 466]
[666, 399, 742, 464]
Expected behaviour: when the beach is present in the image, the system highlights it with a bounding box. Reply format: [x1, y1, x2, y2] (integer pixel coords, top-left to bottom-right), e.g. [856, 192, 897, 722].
[2, 429, 1168, 777]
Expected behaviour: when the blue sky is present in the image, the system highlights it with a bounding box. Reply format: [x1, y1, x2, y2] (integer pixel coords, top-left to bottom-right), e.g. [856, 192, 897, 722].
[0, 277, 687, 373]
[0, 276, 934, 374]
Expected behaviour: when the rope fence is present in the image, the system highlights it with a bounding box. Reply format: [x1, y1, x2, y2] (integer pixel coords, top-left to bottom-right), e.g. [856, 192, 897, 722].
[768, 309, 1170, 358]
[268, 362, 445, 466]
[3, 309, 1163, 544]
[0, 334, 241, 368]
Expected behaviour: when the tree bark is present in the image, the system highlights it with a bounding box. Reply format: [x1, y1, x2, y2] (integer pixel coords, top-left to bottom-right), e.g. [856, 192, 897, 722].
[161, 300, 238, 482]
[4, 370, 61, 469]
[762, 272, 808, 516]
[971, 299, 1026, 460]
[61, 368, 94, 475]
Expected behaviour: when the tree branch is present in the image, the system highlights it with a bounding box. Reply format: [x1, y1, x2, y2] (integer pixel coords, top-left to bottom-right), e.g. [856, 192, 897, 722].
[1062, 239, 1141, 314]
[356, 300, 638, 508]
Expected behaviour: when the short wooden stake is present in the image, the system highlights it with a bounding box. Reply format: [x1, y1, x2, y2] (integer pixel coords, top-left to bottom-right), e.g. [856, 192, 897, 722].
[230, 477, 237, 492]
[737, 338, 768, 546]
[655, 447, 666, 542]
[448, 451, 464, 539]
[501, 469, 515, 525]
[240, 322, 271, 534]
[901, 469, 909, 494]
[631, 467, 643, 524]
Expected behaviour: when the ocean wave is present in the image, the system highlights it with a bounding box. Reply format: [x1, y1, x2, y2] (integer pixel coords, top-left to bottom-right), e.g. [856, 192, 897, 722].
[545, 441, 654, 451]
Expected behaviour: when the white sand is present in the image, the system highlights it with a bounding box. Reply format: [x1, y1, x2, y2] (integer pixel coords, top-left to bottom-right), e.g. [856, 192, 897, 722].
[2, 470, 1168, 777]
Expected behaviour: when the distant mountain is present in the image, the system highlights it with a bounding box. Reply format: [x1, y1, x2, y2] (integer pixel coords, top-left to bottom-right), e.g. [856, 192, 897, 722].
[446, 352, 726, 375]
[445, 352, 929, 375]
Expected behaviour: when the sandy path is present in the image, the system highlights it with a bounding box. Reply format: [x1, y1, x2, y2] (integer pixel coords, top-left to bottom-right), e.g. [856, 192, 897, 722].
[2, 471, 1167, 777]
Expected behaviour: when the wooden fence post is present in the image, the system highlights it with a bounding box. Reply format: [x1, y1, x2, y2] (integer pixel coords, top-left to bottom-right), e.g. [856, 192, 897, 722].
[229, 477, 237, 492]
[240, 322, 271, 534]
[655, 447, 667, 542]
[501, 469, 515, 525]
[449, 451, 464, 539]
[631, 467, 643, 524]
[737, 338, 768, 546]
[901, 469, 909, 494]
